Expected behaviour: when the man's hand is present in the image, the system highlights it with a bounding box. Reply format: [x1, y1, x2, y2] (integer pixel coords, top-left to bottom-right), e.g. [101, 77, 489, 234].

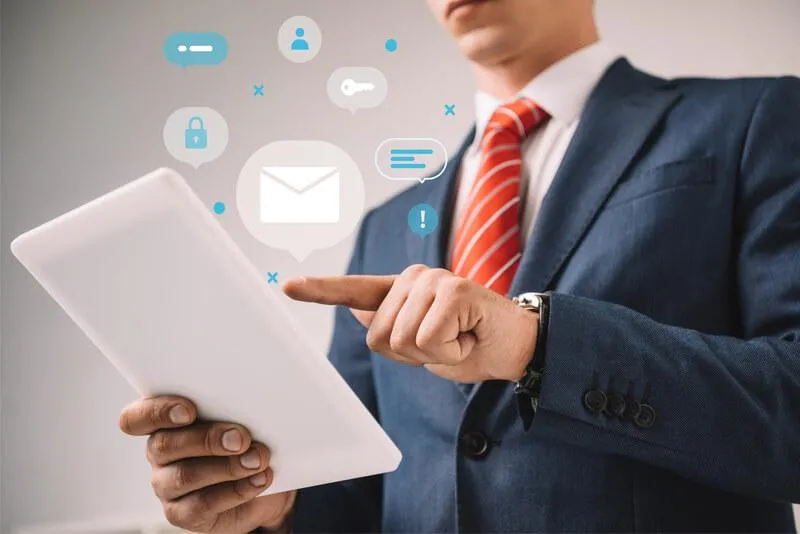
[119, 396, 296, 533]
[283, 265, 538, 383]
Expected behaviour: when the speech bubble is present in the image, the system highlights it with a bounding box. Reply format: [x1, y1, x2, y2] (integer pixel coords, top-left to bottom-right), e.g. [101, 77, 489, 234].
[408, 204, 439, 238]
[375, 138, 448, 183]
[164, 32, 228, 67]
[327, 67, 388, 113]
[278, 16, 322, 63]
[163, 107, 229, 169]
[236, 141, 365, 261]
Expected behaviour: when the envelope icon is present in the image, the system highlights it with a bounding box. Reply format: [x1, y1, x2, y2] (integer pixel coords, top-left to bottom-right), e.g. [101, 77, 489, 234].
[260, 166, 340, 224]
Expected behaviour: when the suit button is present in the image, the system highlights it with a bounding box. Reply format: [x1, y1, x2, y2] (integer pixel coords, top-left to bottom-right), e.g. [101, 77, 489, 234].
[461, 431, 490, 459]
[605, 393, 626, 417]
[623, 399, 641, 421]
[583, 389, 607, 413]
[634, 404, 656, 428]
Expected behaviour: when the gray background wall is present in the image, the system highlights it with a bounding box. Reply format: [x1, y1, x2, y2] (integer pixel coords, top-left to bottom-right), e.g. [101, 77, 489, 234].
[2, 0, 799, 532]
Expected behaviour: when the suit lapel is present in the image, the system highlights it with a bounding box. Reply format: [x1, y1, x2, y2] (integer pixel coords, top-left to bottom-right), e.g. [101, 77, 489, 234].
[405, 129, 476, 268]
[509, 59, 683, 296]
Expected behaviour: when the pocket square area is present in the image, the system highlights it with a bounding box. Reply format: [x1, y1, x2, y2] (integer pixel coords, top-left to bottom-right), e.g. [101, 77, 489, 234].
[260, 166, 341, 224]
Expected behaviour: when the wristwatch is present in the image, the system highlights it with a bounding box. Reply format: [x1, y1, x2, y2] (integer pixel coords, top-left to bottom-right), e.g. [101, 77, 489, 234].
[511, 292, 551, 431]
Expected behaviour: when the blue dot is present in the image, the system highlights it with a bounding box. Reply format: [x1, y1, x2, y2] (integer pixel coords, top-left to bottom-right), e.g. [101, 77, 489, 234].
[296, 27, 305, 37]
[385, 38, 398, 52]
[213, 202, 225, 215]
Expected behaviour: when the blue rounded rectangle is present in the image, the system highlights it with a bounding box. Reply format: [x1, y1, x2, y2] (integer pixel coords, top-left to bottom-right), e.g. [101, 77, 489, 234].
[164, 32, 228, 67]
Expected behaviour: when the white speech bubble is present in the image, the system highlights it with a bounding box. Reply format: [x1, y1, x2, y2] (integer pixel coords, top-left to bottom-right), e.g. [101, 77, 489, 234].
[163, 107, 229, 169]
[327, 67, 388, 114]
[236, 141, 365, 261]
[375, 138, 448, 183]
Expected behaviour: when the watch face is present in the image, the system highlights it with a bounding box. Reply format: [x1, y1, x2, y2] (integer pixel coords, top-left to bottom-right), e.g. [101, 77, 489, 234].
[515, 292, 542, 311]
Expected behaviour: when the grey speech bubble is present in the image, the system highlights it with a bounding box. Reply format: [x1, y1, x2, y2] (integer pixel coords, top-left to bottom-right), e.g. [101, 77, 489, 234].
[163, 107, 229, 169]
[278, 16, 322, 64]
[327, 67, 388, 113]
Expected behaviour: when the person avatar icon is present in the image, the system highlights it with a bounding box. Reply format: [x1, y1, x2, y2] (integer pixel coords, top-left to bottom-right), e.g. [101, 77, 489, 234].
[278, 16, 320, 63]
[291, 28, 310, 51]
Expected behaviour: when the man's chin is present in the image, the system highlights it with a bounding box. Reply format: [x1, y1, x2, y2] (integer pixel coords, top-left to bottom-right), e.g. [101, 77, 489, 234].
[455, 27, 516, 64]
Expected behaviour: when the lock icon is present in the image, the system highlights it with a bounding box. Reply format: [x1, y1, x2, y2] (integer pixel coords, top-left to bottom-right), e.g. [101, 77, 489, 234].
[185, 116, 208, 150]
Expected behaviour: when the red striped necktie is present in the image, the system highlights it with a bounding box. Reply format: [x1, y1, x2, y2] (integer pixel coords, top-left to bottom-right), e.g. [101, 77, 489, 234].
[450, 97, 549, 295]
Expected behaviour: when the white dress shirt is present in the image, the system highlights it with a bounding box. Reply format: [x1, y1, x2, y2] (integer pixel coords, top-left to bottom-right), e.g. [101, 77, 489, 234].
[448, 42, 621, 262]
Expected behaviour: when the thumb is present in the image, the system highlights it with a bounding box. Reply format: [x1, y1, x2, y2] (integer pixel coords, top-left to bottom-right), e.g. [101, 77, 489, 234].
[423, 332, 480, 383]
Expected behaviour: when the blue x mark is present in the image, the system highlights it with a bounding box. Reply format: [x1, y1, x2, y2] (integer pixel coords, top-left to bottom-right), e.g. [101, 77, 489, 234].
[254, 84, 265, 96]
[444, 104, 456, 116]
[267, 272, 279, 284]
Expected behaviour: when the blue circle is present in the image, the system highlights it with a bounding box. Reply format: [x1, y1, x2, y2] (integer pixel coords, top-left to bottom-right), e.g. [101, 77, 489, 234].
[408, 203, 439, 238]
[296, 27, 305, 37]
[385, 38, 398, 52]
[213, 202, 226, 215]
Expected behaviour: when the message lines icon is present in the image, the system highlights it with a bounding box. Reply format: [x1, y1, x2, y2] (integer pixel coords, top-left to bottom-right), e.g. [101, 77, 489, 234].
[390, 148, 434, 171]
[375, 138, 448, 184]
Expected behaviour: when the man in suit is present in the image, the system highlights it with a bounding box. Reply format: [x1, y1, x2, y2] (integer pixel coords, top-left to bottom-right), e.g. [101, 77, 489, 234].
[119, 0, 800, 531]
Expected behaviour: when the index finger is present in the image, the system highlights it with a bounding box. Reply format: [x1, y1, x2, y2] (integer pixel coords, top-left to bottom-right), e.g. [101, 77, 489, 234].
[283, 275, 395, 311]
[119, 395, 197, 436]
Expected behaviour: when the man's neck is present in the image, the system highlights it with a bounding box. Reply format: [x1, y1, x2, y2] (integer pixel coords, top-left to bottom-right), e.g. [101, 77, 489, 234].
[473, 34, 600, 100]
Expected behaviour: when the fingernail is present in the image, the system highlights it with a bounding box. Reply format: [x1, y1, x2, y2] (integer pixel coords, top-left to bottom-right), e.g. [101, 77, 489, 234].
[240, 449, 261, 470]
[249, 472, 267, 487]
[169, 405, 191, 425]
[222, 429, 243, 452]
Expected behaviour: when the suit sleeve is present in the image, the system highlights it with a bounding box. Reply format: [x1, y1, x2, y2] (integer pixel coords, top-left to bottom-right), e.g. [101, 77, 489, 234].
[291, 212, 383, 532]
[533, 76, 800, 503]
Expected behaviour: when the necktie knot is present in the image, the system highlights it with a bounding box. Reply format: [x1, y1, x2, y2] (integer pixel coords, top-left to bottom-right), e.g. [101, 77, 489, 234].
[483, 97, 548, 147]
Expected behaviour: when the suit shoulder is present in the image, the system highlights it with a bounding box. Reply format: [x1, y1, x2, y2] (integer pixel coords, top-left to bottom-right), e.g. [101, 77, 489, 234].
[667, 73, 799, 101]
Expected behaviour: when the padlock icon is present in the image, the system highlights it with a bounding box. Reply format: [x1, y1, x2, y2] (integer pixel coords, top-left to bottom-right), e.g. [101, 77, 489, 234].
[185, 116, 208, 150]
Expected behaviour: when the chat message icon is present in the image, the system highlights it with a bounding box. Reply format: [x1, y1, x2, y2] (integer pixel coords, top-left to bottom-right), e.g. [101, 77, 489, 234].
[375, 138, 448, 183]
[163, 107, 229, 169]
[327, 67, 388, 113]
[164, 32, 228, 67]
[236, 141, 365, 261]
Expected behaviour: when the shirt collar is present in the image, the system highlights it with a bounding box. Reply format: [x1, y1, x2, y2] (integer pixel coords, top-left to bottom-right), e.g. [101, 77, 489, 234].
[474, 41, 621, 137]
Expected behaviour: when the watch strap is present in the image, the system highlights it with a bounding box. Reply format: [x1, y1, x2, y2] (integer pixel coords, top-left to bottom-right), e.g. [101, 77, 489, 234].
[513, 292, 550, 431]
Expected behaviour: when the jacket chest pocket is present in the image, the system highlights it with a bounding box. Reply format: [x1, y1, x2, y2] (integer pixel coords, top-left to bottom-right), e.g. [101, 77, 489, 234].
[605, 157, 716, 209]
[558, 156, 731, 323]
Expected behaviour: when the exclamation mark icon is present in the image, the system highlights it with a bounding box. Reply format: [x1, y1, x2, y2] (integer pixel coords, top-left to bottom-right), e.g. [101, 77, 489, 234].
[408, 203, 438, 238]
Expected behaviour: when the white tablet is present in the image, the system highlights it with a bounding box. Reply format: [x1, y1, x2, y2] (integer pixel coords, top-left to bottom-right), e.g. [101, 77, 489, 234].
[10, 167, 401, 495]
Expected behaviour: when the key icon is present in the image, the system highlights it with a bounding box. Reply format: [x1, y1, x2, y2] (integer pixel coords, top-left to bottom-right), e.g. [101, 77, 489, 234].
[340, 78, 376, 96]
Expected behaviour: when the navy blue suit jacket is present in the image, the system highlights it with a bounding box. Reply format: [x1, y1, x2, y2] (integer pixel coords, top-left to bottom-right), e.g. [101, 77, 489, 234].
[292, 59, 800, 532]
